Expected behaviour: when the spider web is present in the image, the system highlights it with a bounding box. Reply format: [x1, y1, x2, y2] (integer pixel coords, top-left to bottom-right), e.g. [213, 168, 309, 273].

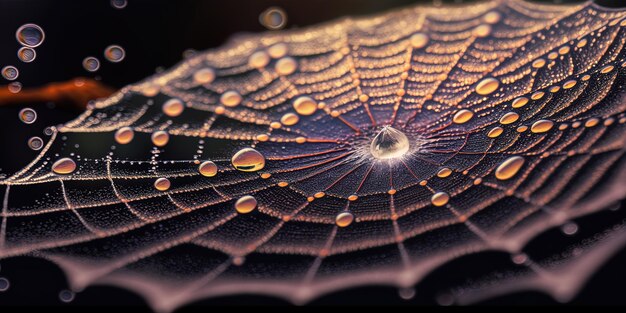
[2, 0, 626, 310]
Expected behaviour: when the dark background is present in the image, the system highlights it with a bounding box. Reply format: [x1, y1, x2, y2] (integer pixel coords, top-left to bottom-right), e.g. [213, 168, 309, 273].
[0, 0, 625, 309]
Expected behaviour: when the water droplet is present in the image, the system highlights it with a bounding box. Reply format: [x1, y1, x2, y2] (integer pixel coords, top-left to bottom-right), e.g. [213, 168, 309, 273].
[249, 51, 270, 69]
[499, 112, 519, 124]
[259, 7, 287, 30]
[531, 91, 545, 100]
[472, 24, 491, 37]
[585, 118, 599, 127]
[110, 0, 127, 9]
[114, 127, 134, 144]
[558, 45, 570, 55]
[17, 47, 36, 63]
[516, 125, 528, 133]
[511, 97, 528, 108]
[275, 57, 297, 76]
[59, 289, 75, 303]
[563, 80, 577, 89]
[453, 109, 473, 124]
[409, 33, 429, 49]
[548, 51, 558, 60]
[0, 277, 9, 292]
[280, 113, 299, 126]
[232, 148, 265, 172]
[18, 108, 37, 124]
[268, 43, 288, 59]
[141, 84, 160, 97]
[28, 137, 44, 150]
[193, 68, 215, 84]
[151, 130, 169, 147]
[198, 161, 218, 177]
[104, 45, 126, 63]
[530, 120, 553, 133]
[549, 86, 560, 93]
[335, 212, 354, 227]
[2, 66, 19, 81]
[431, 192, 450, 207]
[52, 158, 77, 175]
[16, 23, 45, 48]
[487, 126, 503, 138]
[257, 134, 269, 142]
[235, 195, 257, 214]
[532, 58, 546, 68]
[576, 38, 588, 48]
[495, 156, 525, 180]
[82, 57, 100, 72]
[154, 178, 171, 191]
[511, 253, 528, 265]
[293, 96, 317, 115]
[437, 168, 452, 178]
[314, 192, 325, 198]
[475, 77, 499, 95]
[220, 90, 242, 107]
[370, 126, 410, 160]
[600, 65, 614, 74]
[162, 98, 185, 117]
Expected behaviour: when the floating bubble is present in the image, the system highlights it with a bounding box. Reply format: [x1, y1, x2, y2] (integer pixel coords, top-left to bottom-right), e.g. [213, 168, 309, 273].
[59, 289, 75, 303]
[8, 82, 22, 94]
[104, 45, 126, 63]
[0, 277, 9, 292]
[259, 7, 287, 30]
[17, 47, 36, 63]
[18, 108, 37, 124]
[28, 137, 44, 150]
[2, 66, 19, 81]
[82, 57, 100, 72]
[111, 0, 127, 9]
[16, 23, 45, 48]
[43, 127, 54, 136]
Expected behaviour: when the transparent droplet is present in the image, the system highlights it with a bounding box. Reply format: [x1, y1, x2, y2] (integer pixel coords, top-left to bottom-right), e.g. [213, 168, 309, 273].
[483, 11, 501, 24]
[154, 178, 171, 191]
[532, 58, 546, 68]
[335, 212, 354, 227]
[487, 126, 503, 138]
[499, 112, 519, 124]
[114, 127, 134, 144]
[82, 57, 100, 72]
[28, 137, 44, 150]
[511, 97, 528, 108]
[111, 0, 127, 9]
[162, 98, 185, 117]
[293, 96, 317, 115]
[18, 108, 37, 124]
[104, 45, 126, 63]
[232, 148, 265, 172]
[17, 47, 36, 63]
[259, 7, 287, 30]
[431, 192, 450, 207]
[16, 23, 45, 48]
[475, 77, 499, 95]
[0, 277, 9, 292]
[235, 195, 257, 214]
[370, 126, 410, 160]
[268, 43, 288, 59]
[472, 24, 492, 37]
[8, 82, 22, 94]
[453, 109, 473, 124]
[52, 158, 77, 175]
[530, 120, 553, 133]
[2, 66, 19, 81]
[151, 131, 169, 147]
[198, 161, 218, 177]
[59, 289, 75, 303]
[495, 156, 525, 180]
[437, 168, 452, 178]
[44, 126, 54, 136]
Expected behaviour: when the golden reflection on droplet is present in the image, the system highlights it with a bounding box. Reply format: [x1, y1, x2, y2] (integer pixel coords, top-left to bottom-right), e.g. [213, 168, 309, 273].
[141, 84, 160, 97]
[549, 86, 560, 93]
[198, 161, 218, 177]
[487, 126, 503, 138]
[431, 192, 450, 207]
[576, 38, 588, 48]
[151, 131, 169, 147]
[293, 96, 317, 116]
[531, 91, 545, 100]
[336, 212, 354, 227]
[295, 137, 306, 144]
[409, 33, 429, 49]
[232, 148, 265, 172]
[437, 168, 452, 178]
[260, 173, 271, 179]
[249, 51, 270, 69]
[516, 125, 528, 132]
[154, 178, 171, 191]
[348, 195, 358, 201]
[601, 65, 614, 74]
[275, 57, 297, 75]
[162, 98, 185, 117]
[483, 11, 501, 24]
[388, 189, 397, 195]
[548, 52, 558, 60]
[220, 90, 242, 107]
[499, 112, 519, 124]
[278, 181, 288, 187]
[495, 156, 525, 180]
[270, 122, 282, 129]
[563, 80, 577, 89]
[475, 77, 499, 95]
[193, 68, 215, 84]
[280, 113, 299, 126]
[558, 45, 570, 55]
[114, 127, 134, 144]
[472, 24, 491, 37]
[453, 109, 474, 124]
[532, 58, 546, 68]
[52, 158, 76, 175]
[256, 134, 269, 142]
[531, 120, 553, 133]
[314, 191, 325, 199]
[511, 97, 528, 108]
[268, 43, 288, 58]
[235, 195, 258, 214]
[585, 118, 599, 127]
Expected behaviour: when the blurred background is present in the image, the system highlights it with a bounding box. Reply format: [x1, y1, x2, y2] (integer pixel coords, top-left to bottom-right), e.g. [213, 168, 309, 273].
[0, 0, 625, 309]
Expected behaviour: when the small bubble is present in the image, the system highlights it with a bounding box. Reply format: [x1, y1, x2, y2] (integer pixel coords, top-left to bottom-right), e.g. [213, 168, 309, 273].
[28, 137, 44, 150]
[44, 127, 54, 136]
[82, 57, 100, 72]
[16, 23, 45, 48]
[259, 7, 287, 30]
[59, 289, 75, 303]
[0, 277, 9, 292]
[110, 0, 127, 9]
[18, 108, 37, 124]
[8, 82, 22, 94]
[17, 47, 36, 63]
[104, 45, 126, 63]
[2, 66, 19, 81]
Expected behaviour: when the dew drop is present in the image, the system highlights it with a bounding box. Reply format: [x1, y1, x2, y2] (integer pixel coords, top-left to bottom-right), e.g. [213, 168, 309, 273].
[576, 38, 587, 48]
[268, 43, 288, 59]
[399, 287, 416, 300]
[487, 126, 503, 138]
[114, 127, 134, 144]
[104, 45, 126, 63]
[431, 192, 450, 207]
[531, 91, 545, 100]
[558, 45, 570, 55]
[280, 112, 299, 126]
[162, 98, 185, 117]
[437, 168, 452, 178]
[259, 7, 287, 30]
[530, 120, 553, 133]
[370, 126, 410, 160]
[17, 47, 36, 63]
[563, 80, 577, 89]
[532, 58, 546, 68]
[335, 212, 354, 227]
[511, 97, 528, 108]
[483, 11, 501, 24]
[585, 118, 599, 127]
[52, 158, 77, 175]
[235, 195, 257, 214]
[193, 68, 215, 84]
[16, 23, 45, 48]
[561, 222, 578, 235]
[249, 51, 270, 69]
[18, 108, 37, 124]
[409, 33, 429, 49]
[472, 24, 492, 37]
[495, 156, 525, 180]
[475, 77, 499, 95]
[293, 96, 317, 115]
[154, 178, 171, 191]
[600, 65, 614, 74]
[275, 57, 297, 76]
[453, 109, 473, 124]
[220, 90, 242, 107]
[151, 130, 169, 147]
[198, 161, 218, 177]
[82, 57, 100, 72]
[28, 137, 44, 150]
[2, 66, 19, 81]
[232, 148, 265, 172]
[59, 289, 75, 303]
[499, 112, 519, 124]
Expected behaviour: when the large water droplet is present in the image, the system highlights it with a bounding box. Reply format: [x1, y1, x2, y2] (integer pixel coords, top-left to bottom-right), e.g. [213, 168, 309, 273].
[52, 158, 77, 175]
[235, 195, 257, 214]
[293, 96, 317, 115]
[335, 212, 354, 227]
[16, 23, 45, 48]
[370, 126, 410, 160]
[232, 148, 265, 172]
[495, 156, 525, 180]
[475, 77, 499, 95]
[431, 192, 450, 207]
[198, 161, 218, 177]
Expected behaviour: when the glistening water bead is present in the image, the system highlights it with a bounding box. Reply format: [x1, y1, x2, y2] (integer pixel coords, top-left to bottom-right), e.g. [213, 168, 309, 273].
[27, 137, 44, 150]
[231, 148, 265, 172]
[52, 158, 77, 175]
[259, 7, 287, 30]
[2, 66, 19, 81]
[17, 47, 36, 63]
[370, 126, 410, 160]
[83, 57, 100, 72]
[18, 108, 37, 124]
[15, 23, 45, 48]
[104, 45, 126, 63]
